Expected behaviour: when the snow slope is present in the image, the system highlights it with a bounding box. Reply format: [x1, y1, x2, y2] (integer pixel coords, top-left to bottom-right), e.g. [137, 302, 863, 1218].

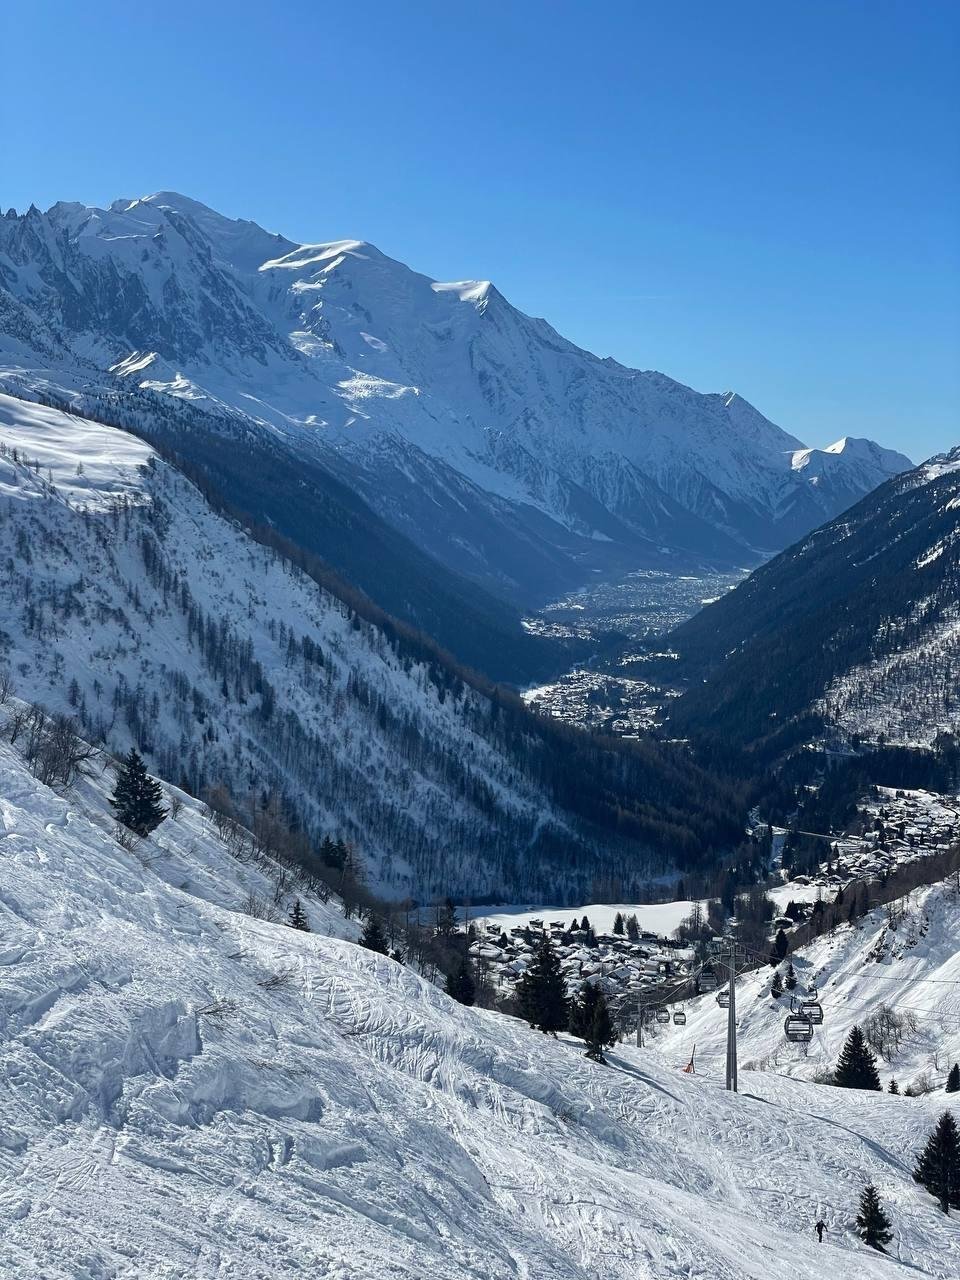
[655, 879, 960, 1097]
[0, 193, 911, 606]
[1, 731, 959, 1278]
[0, 391, 675, 901]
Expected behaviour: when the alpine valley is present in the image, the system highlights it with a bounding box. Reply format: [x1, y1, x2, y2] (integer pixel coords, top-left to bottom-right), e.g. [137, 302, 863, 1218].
[0, 193, 911, 681]
[3, 191, 960, 1280]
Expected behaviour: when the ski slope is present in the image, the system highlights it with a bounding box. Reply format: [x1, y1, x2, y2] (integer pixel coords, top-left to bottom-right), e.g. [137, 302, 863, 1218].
[654, 881, 960, 1095]
[1, 725, 959, 1278]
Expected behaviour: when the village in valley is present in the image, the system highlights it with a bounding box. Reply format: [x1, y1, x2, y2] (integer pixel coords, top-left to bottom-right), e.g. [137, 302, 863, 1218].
[462, 784, 960, 1031]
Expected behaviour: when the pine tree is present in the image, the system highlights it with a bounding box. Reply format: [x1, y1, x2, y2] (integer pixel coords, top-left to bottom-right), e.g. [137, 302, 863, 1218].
[626, 914, 640, 941]
[445, 956, 476, 1006]
[774, 927, 789, 960]
[889, 1078, 900, 1095]
[613, 912, 625, 935]
[771, 971, 784, 999]
[110, 748, 167, 836]
[568, 981, 617, 1062]
[359, 915, 390, 956]
[516, 934, 569, 1035]
[946, 1063, 960, 1093]
[288, 898, 310, 931]
[856, 1184, 892, 1251]
[914, 1111, 960, 1213]
[784, 962, 797, 991]
[834, 1025, 882, 1090]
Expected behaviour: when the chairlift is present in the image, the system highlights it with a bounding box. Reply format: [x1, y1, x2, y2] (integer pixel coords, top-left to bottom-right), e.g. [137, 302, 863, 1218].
[807, 985, 819, 998]
[716, 990, 730, 1008]
[784, 1014, 814, 1044]
[798, 999, 823, 1025]
[673, 1009, 686, 1026]
[699, 971, 718, 992]
[656, 1008, 670, 1025]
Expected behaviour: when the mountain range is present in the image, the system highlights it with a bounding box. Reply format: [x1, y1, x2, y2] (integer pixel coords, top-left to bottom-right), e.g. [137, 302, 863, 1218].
[0, 193, 911, 680]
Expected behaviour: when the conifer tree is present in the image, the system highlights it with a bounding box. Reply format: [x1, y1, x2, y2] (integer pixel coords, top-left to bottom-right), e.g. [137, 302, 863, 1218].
[889, 1078, 900, 1095]
[771, 971, 784, 999]
[784, 962, 797, 991]
[288, 898, 310, 931]
[569, 982, 617, 1062]
[613, 912, 625, 935]
[111, 749, 167, 836]
[774, 927, 789, 960]
[856, 1184, 892, 1251]
[359, 914, 390, 956]
[626, 914, 640, 941]
[834, 1025, 882, 1090]
[445, 956, 476, 1006]
[516, 934, 569, 1036]
[946, 1063, 960, 1093]
[914, 1111, 960, 1213]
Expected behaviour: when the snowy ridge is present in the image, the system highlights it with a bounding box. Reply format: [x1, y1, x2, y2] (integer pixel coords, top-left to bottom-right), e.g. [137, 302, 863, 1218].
[0, 192, 912, 604]
[1, 733, 959, 1278]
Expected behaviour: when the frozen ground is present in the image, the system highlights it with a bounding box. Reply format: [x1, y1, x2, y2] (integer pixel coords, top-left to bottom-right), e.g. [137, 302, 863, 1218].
[1, 728, 959, 1277]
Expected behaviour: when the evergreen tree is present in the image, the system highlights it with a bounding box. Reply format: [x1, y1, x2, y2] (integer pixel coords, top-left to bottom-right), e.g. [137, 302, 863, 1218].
[568, 982, 617, 1062]
[613, 912, 625, 936]
[784, 962, 798, 991]
[834, 1025, 882, 1090]
[359, 914, 390, 956]
[889, 1078, 900, 1095]
[110, 748, 167, 836]
[946, 1063, 960, 1094]
[625, 914, 640, 941]
[914, 1112, 960, 1213]
[580, 915, 591, 932]
[445, 956, 476, 1006]
[288, 898, 310, 931]
[516, 934, 569, 1035]
[771, 971, 784, 999]
[774, 927, 789, 960]
[856, 1184, 892, 1251]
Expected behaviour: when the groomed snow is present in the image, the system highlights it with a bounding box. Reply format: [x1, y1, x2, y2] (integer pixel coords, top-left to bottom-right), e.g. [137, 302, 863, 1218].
[1, 730, 958, 1277]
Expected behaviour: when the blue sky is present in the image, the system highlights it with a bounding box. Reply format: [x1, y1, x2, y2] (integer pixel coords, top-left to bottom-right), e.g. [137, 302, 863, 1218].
[3, 0, 958, 459]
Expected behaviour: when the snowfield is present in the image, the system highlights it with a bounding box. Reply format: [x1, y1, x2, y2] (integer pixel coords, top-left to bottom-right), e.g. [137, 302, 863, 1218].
[1, 731, 959, 1278]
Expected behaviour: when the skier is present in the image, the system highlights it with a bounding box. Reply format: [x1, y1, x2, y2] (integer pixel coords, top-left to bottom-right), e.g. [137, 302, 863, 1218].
[815, 1219, 826, 1244]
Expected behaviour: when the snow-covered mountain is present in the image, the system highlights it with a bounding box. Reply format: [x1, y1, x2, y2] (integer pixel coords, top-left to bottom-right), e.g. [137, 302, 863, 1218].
[2, 728, 958, 1279]
[0, 193, 911, 615]
[666, 445, 960, 753]
[0, 391, 740, 900]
